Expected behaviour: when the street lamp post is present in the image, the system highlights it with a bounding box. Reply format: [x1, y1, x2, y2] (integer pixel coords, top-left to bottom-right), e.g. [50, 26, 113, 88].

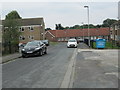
[84, 6, 90, 47]
[81, 22, 84, 41]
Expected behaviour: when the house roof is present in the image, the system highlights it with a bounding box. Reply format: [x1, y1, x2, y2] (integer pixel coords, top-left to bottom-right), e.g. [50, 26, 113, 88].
[46, 28, 110, 38]
[20, 18, 44, 26]
[2, 17, 44, 26]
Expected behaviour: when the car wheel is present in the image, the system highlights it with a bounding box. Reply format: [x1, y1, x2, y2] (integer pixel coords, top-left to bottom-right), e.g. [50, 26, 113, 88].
[22, 54, 26, 58]
[39, 50, 43, 56]
[44, 48, 47, 54]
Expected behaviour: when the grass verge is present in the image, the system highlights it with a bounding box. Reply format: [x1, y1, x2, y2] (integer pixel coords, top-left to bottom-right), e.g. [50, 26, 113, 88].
[93, 42, 120, 49]
[50, 42, 59, 46]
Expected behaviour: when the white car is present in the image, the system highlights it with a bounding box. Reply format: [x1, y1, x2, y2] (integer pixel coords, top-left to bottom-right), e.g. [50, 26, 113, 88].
[67, 39, 78, 48]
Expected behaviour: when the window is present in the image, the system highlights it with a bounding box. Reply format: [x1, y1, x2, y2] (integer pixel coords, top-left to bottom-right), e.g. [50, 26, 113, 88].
[29, 26, 34, 31]
[28, 35, 34, 40]
[19, 36, 25, 40]
[19, 27, 24, 32]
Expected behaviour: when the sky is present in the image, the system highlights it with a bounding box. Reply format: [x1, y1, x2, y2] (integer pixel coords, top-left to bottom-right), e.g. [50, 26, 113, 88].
[0, 0, 119, 29]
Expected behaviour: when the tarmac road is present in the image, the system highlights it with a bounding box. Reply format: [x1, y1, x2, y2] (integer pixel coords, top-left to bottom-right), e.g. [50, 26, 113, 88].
[2, 42, 76, 88]
[73, 49, 118, 88]
[3, 42, 118, 88]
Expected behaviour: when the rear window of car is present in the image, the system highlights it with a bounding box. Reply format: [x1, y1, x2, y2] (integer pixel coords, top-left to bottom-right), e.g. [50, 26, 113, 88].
[68, 39, 76, 42]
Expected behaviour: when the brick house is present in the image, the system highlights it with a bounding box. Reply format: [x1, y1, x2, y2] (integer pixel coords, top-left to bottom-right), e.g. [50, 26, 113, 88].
[110, 20, 120, 46]
[45, 28, 110, 42]
[2, 17, 45, 44]
[19, 18, 45, 44]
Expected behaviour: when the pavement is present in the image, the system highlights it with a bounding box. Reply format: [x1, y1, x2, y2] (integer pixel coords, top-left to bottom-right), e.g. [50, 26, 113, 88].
[73, 49, 119, 88]
[2, 53, 21, 64]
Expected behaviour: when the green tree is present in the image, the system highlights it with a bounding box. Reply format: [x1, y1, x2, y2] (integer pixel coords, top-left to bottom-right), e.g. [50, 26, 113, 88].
[55, 24, 64, 30]
[3, 10, 21, 54]
[5, 10, 21, 19]
[55, 24, 59, 30]
[45, 28, 52, 31]
[102, 18, 117, 27]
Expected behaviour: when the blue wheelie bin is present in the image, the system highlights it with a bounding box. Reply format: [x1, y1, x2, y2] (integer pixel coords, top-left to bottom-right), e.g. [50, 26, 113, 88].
[96, 39, 106, 49]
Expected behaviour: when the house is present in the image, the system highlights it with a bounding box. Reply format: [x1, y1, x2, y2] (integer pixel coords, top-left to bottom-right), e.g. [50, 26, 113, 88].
[2, 17, 45, 44]
[110, 20, 120, 46]
[45, 28, 110, 42]
[19, 18, 45, 44]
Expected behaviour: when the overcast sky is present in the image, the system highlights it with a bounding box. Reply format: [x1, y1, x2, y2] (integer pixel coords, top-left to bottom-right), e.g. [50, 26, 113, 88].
[1, 0, 119, 29]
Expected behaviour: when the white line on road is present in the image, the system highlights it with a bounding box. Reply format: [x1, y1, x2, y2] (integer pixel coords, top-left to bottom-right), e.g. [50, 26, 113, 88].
[60, 48, 77, 88]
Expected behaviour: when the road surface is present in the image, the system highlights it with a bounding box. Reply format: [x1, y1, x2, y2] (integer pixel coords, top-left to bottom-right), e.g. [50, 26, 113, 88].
[2, 43, 76, 88]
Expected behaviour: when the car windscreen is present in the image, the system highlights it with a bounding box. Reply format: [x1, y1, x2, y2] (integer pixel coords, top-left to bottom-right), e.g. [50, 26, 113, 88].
[68, 39, 76, 42]
[25, 41, 39, 47]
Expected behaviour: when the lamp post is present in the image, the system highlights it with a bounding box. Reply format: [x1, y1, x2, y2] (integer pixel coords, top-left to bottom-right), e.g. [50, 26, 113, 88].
[81, 22, 84, 41]
[84, 6, 90, 47]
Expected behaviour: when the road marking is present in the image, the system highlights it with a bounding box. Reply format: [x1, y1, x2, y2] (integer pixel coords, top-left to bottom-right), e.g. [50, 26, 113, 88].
[60, 48, 77, 88]
[105, 72, 119, 78]
[78, 49, 119, 52]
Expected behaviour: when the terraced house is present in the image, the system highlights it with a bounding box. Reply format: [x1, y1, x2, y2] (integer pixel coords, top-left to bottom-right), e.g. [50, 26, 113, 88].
[45, 28, 110, 42]
[19, 18, 45, 44]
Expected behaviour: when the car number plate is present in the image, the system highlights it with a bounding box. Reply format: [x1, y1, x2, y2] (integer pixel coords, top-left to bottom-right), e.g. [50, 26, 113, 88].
[27, 51, 33, 53]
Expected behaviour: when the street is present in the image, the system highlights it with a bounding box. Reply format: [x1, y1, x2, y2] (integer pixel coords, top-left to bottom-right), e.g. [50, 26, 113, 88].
[2, 43, 118, 88]
[2, 43, 76, 88]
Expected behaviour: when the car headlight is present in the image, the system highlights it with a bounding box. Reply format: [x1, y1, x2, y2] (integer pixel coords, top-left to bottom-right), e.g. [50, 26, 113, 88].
[22, 49, 25, 51]
[67, 43, 70, 46]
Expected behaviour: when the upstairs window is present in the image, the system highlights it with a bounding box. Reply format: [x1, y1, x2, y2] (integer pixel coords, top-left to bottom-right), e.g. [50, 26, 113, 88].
[19, 27, 24, 32]
[29, 26, 34, 31]
[19, 36, 25, 40]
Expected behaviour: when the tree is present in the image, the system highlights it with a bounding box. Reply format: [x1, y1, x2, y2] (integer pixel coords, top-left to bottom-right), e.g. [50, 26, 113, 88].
[55, 24, 59, 30]
[45, 28, 52, 31]
[102, 18, 117, 27]
[3, 10, 21, 54]
[58, 24, 64, 30]
[5, 10, 21, 19]
[55, 24, 64, 30]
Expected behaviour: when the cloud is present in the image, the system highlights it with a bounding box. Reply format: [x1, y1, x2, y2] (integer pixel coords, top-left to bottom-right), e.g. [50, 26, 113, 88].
[1, 0, 120, 2]
[1, 2, 118, 29]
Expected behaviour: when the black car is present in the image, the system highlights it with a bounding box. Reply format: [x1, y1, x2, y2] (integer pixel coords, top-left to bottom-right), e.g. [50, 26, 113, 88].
[21, 40, 47, 57]
[41, 40, 49, 46]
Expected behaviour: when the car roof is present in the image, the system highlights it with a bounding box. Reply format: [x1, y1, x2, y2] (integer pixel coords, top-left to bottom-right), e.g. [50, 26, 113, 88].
[69, 39, 76, 40]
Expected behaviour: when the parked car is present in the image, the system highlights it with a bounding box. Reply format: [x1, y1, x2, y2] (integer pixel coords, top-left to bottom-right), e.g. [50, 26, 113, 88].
[21, 40, 47, 57]
[41, 40, 49, 46]
[19, 43, 26, 53]
[67, 39, 78, 48]
[77, 38, 84, 43]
